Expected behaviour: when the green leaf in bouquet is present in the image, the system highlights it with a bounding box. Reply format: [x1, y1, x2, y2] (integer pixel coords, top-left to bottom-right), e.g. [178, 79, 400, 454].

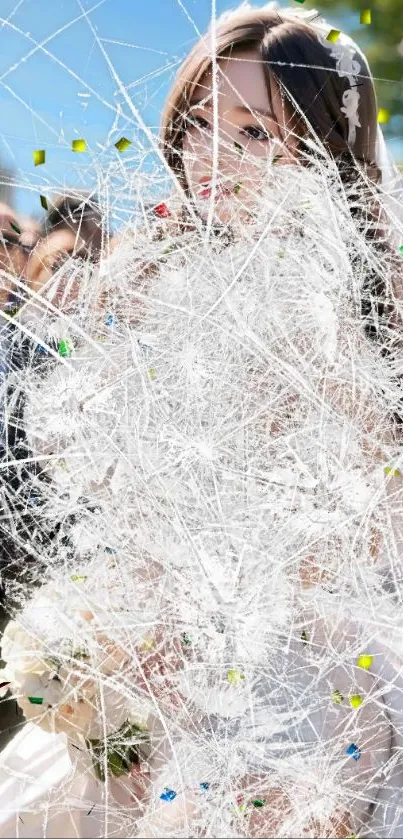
[107, 751, 127, 777]
[86, 719, 150, 782]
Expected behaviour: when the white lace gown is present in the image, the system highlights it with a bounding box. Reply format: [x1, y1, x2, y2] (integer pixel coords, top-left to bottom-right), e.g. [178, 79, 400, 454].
[0, 610, 403, 839]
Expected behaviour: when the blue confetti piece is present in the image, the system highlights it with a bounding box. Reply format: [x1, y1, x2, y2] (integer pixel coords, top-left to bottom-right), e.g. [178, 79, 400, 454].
[199, 782, 210, 791]
[160, 788, 177, 802]
[346, 743, 361, 761]
[105, 314, 116, 327]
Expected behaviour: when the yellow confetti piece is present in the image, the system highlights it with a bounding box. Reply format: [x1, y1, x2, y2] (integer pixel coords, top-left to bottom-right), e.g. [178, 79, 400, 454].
[378, 108, 390, 124]
[72, 139, 87, 152]
[115, 137, 132, 152]
[384, 466, 401, 477]
[148, 368, 156, 381]
[70, 575, 87, 583]
[227, 669, 245, 685]
[350, 694, 363, 708]
[141, 637, 156, 651]
[326, 29, 341, 43]
[357, 654, 373, 670]
[332, 689, 344, 704]
[232, 797, 249, 817]
[360, 9, 371, 24]
[40, 195, 48, 210]
[33, 149, 45, 166]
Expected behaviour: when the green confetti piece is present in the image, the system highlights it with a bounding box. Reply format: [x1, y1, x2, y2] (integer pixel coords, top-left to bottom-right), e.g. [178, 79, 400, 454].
[360, 9, 371, 24]
[384, 466, 401, 477]
[182, 632, 192, 645]
[115, 137, 132, 152]
[278, 247, 286, 259]
[272, 154, 282, 164]
[10, 221, 21, 235]
[332, 689, 344, 704]
[293, 0, 307, 3]
[72, 139, 86, 152]
[233, 141, 243, 154]
[70, 575, 87, 582]
[28, 696, 43, 705]
[252, 799, 266, 807]
[399, 245, 403, 255]
[301, 630, 308, 644]
[326, 29, 341, 43]
[378, 108, 390, 124]
[148, 368, 156, 381]
[357, 654, 373, 670]
[350, 694, 363, 708]
[233, 183, 242, 195]
[33, 149, 45, 166]
[58, 339, 73, 358]
[40, 195, 48, 210]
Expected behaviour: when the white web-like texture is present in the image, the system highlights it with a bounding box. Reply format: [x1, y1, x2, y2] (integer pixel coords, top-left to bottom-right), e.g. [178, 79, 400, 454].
[1, 3, 403, 839]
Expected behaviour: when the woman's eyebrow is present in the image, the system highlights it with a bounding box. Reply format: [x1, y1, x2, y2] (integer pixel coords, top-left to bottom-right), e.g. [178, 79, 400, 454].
[189, 99, 273, 118]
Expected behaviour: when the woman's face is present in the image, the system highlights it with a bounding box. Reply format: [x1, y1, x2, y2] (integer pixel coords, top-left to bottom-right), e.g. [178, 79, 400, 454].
[181, 48, 300, 224]
[27, 227, 98, 306]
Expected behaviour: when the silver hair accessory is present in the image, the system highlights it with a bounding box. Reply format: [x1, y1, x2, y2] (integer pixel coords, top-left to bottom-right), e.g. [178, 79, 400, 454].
[281, 3, 403, 230]
[216, 2, 403, 228]
[282, 6, 362, 148]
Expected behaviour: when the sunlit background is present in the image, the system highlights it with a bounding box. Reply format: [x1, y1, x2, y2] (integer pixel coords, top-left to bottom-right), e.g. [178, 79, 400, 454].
[0, 0, 402, 227]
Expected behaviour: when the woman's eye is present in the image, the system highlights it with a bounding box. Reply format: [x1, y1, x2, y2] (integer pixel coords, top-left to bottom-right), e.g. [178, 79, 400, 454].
[242, 126, 274, 141]
[184, 115, 210, 132]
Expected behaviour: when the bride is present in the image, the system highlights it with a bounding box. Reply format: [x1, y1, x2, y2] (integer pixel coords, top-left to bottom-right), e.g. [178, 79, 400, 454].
[1, 3, 403, 837]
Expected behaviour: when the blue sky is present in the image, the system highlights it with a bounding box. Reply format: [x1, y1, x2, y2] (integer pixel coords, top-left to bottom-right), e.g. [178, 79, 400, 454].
[0, 0, 400, 225]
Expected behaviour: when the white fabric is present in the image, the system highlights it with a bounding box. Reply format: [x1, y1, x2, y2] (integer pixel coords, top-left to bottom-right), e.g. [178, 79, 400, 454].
[0, 723, 141, 838]
[1, 615, 403, 838]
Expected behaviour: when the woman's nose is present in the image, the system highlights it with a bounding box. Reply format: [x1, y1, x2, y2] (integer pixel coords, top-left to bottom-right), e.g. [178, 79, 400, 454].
[195, 126, 240, 177]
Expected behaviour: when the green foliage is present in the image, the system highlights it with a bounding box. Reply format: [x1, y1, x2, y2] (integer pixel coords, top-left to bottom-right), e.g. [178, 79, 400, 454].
[86, 720, 149, 782]
[305, 0, 403, 136]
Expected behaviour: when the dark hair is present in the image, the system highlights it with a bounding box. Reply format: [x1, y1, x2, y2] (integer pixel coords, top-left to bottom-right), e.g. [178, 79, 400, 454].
[41, 193, 106, 244]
